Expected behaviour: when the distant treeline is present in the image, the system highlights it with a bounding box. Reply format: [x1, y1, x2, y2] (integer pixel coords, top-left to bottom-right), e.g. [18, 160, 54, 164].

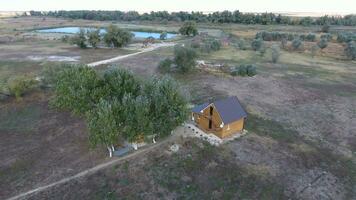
[28, 10, 356, 26]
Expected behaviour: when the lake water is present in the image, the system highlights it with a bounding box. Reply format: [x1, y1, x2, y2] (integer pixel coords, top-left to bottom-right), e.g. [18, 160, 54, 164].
[36, 27, 177, 39]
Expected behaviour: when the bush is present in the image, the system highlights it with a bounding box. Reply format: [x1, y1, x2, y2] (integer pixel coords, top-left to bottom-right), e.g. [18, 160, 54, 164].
[7, 75, 38, 100]
[70, 28, 87, 48]
[321, 33, 333, 41]
[61, 35, 70, 43]
[292, 38, 303, 50]
[231, 64, 257, 77]
[337, 32, 356, 43]
[160, 32, 168, 40]
[271, 44, 280, 63]
[251, 38, 263, 51]
[87, 28, 101, 48]
[173, 45, 197, 73]
[344, 41, 356, 60]
[321, 24, 330, 33]
[179, 21, 198, 36]
[200, 38, 221, 53]
[103, 25, 133, 48]
[237, 39, 247, 50]
[317, 38, 328, 50]
[158, 58, 173, 73]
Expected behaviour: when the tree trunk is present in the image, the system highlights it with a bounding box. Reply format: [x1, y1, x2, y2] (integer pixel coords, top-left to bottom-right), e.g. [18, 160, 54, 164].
[111, 145, 115, 152]
[152, 137, 156, 144]
[107, 146, 112, 157]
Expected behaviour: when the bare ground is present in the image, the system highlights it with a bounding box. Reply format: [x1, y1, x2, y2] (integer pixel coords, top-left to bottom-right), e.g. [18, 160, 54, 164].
[0, 92, 107, 199]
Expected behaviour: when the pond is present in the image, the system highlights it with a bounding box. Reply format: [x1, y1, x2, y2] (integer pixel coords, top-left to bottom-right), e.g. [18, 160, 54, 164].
[36, 27, 177, 39]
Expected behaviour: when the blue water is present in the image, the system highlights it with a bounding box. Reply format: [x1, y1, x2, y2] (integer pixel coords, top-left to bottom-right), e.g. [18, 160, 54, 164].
[37, 27, 177, 39]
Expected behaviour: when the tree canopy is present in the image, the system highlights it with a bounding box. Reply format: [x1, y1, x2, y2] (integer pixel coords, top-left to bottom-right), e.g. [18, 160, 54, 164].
[179, 21, 198, 36]
[50, 65, 188, 156]
[103, 25, 133, 48]
[173, 45, 197, 73]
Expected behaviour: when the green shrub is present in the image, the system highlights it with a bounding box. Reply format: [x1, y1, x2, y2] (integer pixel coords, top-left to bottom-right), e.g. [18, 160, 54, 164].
[246, 65, 257, 76]
[158, 58, 173, 73]
[321, 33, 333, 41]
[103, 25, 133, 48]
[200, 38, 221, 53]
[344, 41, 356, 60]
[321, 24, 330, 33]
[292, 38, 303, 50]
[317, 38, 328, 50]
[251, 38, 263, 51]
[160, 32, 168, 40]
[179, 21, 198, 36]
[173, 45, 197, 73]
[7, 75, 38, 100]
[232, 64, 257, 77]
[70, 28, 87, 48]
[87, 28, 101, 48]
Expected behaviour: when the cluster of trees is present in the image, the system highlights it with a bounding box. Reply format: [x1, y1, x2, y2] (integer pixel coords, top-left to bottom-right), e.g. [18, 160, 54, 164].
[256, 31, 317, 42]
[179, 21, 198, 36]
[69, 25, 133, 48]
[337, 32, 356, 43]
[231, 64, 257, 77]
[49, 65, 188, 157]
[158, 45, 198, 73]
[29, 10, 356, 26]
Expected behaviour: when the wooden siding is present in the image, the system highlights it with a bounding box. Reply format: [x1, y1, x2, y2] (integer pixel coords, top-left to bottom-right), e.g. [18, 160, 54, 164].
[192, 104, 244, 139]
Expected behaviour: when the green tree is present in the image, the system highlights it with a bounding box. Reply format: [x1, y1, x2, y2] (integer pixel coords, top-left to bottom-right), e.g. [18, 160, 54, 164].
[345, 41, 356, 60]
[103, 68, 140, 101]
[173, 45, 197, 73]
[143, 76, 188, 138]
[7, 75, 38, 100]
[160, 32, 168, 40]
[321, 24, 330, 33]
[251, 38, 263, 51]
[70, 28, 87, 48]
[179, 21, 198, 36]
[103, 25, 133, 48]
[87, 28, 101, 48]
[158, 58, 173, 73]
[317, 38, 328, 51]
[52, 65, 102, 115]
[86, 98, 123, 157]
[292, 38, 303, 50]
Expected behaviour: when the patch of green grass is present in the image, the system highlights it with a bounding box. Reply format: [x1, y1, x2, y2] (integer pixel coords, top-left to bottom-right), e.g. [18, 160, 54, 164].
[0, 61, 43, 90]
[0, 104, 42, 132]
[245, 114, 299, 143]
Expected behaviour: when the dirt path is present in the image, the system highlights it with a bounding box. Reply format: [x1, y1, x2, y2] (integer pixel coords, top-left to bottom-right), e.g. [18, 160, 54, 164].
[87, 42, 176, 67]
[6, 136, 174, 200]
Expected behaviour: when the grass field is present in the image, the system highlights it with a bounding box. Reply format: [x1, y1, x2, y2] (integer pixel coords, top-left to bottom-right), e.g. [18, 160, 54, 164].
[0, 16, 355, 199]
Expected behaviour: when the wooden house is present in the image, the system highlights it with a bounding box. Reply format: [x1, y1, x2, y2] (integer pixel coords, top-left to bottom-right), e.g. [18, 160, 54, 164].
[191, 96, 247, 138]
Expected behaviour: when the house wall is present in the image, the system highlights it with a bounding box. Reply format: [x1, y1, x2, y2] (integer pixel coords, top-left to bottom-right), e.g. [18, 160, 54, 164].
[193, 105, 223, 132]
[192, 105, 245, 139]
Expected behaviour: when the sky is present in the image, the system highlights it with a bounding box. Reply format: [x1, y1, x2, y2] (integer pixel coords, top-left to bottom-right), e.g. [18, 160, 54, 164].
[0, 0, 355, 14]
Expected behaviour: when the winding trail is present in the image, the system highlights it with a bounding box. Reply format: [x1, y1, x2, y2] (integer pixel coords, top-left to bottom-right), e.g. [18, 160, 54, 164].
[6, 138, 172, 200]
[6, 42, 178, 200]
[87, 42, 175, 67]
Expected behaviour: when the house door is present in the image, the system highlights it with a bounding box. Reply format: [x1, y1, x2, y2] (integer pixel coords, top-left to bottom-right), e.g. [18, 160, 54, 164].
[209, 106, 213, 129]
